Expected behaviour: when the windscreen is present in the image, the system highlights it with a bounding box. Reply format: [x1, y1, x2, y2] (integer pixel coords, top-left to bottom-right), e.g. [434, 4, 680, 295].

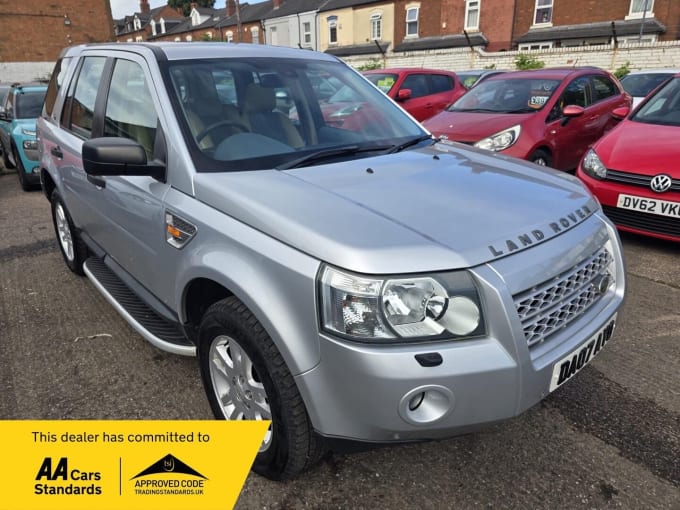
[630, 77, 680, 127]
[15, 90, 47, 119]
[448, 78, 561, 113]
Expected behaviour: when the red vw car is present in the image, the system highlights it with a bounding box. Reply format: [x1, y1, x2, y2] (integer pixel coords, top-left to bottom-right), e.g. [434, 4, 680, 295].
[577, 73, 680, 242]
[424, 68, 631, 170]
[363, 68, 467, 121]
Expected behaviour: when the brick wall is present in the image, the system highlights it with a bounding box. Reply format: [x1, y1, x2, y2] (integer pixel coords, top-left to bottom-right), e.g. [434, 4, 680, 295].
[0, 0, 113, 63]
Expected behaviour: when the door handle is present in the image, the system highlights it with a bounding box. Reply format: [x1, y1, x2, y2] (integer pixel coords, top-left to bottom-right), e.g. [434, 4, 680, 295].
[50, 146, 63, 159]
[87, 174, 106, 189]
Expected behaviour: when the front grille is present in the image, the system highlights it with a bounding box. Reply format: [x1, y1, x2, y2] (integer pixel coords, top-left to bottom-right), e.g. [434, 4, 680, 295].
[602, 205, 680, 239]
[606, 169, 680, 192]
[514, 247, 613, 349]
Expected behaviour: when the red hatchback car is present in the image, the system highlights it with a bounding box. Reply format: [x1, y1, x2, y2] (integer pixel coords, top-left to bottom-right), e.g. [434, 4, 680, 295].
[577, 73, 680, 242]
[363, 68, 467, 121]
[424, 68, 631, 170]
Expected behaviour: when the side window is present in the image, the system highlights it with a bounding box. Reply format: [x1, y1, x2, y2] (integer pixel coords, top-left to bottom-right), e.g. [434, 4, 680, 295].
[560, 76, 590, 108]
[103, 59, 158, 159]
[43, 57, 72, 118]
[5, 90, 14, 117]
[401, 74, 429, 98]
[66, 56, 106, 139]
[591, 75, 618, 103]
[430, 74, 454, 93]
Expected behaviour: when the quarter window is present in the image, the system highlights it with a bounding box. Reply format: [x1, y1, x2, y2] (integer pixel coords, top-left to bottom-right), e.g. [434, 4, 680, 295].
[465, 0, 480, 30]
[430, 75, 454, 93]
[66, 56, 106, 139]
[103, 59, 158, 159]
[406, 7, 419, 37]
[533, 0, 553, 25]
[370, 13, 382, 41]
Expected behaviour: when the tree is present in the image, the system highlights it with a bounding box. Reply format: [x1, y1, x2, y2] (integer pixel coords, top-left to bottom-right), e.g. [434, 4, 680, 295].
[168, 0, 216, 16]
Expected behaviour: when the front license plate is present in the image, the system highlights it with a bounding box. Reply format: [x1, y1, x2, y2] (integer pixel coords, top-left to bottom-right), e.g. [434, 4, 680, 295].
[617, 194, 680, 218]
[549, 315, 616, 392]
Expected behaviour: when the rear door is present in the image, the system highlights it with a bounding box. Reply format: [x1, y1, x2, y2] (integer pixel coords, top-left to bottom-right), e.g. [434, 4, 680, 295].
[588, 74, 627, 135]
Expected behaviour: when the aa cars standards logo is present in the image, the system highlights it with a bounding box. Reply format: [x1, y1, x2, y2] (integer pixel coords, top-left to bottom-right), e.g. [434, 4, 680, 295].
[131, 453, 207, 497]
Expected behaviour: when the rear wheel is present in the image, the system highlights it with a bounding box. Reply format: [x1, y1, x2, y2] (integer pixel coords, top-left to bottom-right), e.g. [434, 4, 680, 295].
[2, 140, 15, 169]
[199, 296, 324, 480]
[530, 149, 552, 168]
[51, 189, 88, 275]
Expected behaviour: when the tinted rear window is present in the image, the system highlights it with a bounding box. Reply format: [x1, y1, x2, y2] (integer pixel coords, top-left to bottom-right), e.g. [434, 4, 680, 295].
[15, 91, 47, 119]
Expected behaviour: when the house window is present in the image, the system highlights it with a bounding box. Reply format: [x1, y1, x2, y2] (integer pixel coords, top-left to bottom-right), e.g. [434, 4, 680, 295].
[627, 0, 654, 19]
[160, 18, 166, 34]
[174, 37, 181, 41]
[518, 42, 553, 51]
[465, 1, 480, 30]
[533, 0, 553, 25]
[270, 26, 278, 45]
[406, 7, 419, 37]
[186, 35, 192, 41]
[133, 16, 141, 30]
[328, 16, 338, 45]
[620, 34, 656, 45]
[191, 10, 200, 26]
[135, 36, 143, 42]
[303, 21, 311, 45]
[150, 19, 157, 36]
[252, 26, 259, 44]
[370, 13, 382, 41]
[226, 31, 234, 42]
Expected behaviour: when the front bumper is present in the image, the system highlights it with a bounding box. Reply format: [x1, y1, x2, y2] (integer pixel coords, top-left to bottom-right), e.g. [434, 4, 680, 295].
[294, 214, 625, 442]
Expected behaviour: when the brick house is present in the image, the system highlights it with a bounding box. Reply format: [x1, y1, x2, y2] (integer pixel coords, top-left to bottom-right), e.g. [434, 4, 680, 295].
[319, 0, 393, 57]
[114, 0, 184, 42]
[513, 0, 680, 50]
[0, 0, 113, 62]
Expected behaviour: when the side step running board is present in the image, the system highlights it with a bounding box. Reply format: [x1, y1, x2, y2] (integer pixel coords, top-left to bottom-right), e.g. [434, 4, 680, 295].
[83, 257, 196, 356]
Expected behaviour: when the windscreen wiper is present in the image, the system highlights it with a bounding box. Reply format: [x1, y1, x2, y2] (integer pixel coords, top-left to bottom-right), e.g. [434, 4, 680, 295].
[277, 144, 392, 170]
[385, 134, 435, 154]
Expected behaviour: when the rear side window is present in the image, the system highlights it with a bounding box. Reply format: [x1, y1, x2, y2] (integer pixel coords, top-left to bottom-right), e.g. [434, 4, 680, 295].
[430, 74, 454, 93]
[63, 56, 106, 139]
[591, 75, 618, 103]
[103, 59, 158, 159]
[43, 57, 72, 118]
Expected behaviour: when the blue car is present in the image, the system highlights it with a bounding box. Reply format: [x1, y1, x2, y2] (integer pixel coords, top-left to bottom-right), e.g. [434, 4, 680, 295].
[0, 83, 47, 190]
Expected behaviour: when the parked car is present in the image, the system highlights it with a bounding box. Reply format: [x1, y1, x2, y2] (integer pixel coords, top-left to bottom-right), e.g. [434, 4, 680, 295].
[39, 43, 624, 480]
[619, 68, 680, 108]
[363, 68, 467, 121]
[424, 68, 631, 170]
[0, 83, 11, 157]
[0, 83, 47, 189]
[456, 69, 508, 89]
[577, 73, 680, 242]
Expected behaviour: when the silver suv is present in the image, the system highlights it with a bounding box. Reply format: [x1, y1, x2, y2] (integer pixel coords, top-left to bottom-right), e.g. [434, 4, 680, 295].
[38, 43, 625, 480]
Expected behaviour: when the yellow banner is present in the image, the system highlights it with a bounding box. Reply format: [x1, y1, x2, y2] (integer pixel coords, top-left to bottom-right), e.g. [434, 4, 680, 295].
[0, 420, 269, 510]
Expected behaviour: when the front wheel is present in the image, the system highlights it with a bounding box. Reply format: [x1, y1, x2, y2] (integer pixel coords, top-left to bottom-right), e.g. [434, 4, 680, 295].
[198, 296, 324, 480]
[51, 189, 88, 275]
[530, 148, 553, 167]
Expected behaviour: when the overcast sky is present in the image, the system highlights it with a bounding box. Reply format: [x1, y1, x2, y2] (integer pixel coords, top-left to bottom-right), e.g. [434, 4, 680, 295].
[109, 1, 236, 19]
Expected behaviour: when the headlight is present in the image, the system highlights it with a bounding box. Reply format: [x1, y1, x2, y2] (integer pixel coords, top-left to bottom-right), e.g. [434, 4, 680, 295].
[319, 266, 485, 343]
[21, 128, 36, 136]
[581, 148, 607, 180]
[23, 140, 38, 150]
[474, 124, 521, 151]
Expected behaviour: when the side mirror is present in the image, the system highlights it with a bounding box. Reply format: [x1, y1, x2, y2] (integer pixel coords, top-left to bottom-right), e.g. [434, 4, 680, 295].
[611, 106, 630, 120]
[397, 88, 412, 101]
[82, 137, 164, 179]
[562, 105, 585, 117]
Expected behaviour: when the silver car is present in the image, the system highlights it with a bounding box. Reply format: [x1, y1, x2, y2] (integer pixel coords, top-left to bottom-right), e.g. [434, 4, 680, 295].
[38, 43, 625, 480]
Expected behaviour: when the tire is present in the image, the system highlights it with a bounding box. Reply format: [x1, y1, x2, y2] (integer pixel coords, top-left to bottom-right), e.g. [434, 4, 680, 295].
[530, 149, 553, 168]
[2, 141, 15, 169]
[51, 189, 88, 275]
[14, 146, 31, 191]
[198, 296, 325, 480]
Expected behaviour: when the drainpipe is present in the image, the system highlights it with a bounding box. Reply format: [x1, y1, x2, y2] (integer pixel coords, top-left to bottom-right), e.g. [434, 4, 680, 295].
[638, 0, 649, 42]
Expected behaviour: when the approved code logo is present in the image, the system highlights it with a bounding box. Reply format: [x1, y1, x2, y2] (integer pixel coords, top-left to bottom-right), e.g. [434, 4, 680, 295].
[131, 453, 207, 497]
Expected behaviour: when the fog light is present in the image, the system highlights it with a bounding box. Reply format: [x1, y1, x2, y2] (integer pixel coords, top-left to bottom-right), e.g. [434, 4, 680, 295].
[399, 385, 454, 425]
[32, 166, 40, 174]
